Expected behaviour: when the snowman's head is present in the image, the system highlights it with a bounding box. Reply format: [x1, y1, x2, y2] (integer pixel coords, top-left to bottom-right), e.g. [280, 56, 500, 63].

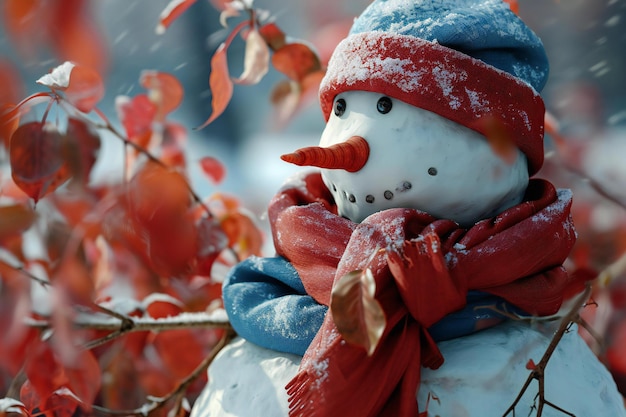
[283, 90, 529, 226]
[281, 0, 550, 226]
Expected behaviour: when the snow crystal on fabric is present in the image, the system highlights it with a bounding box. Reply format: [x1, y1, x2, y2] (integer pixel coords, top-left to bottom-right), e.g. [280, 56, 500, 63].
[348, 0, 549, 92]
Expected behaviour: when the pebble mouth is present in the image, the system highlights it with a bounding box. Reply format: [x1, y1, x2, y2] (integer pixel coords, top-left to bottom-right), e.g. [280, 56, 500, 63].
[330, 180, 413, 205]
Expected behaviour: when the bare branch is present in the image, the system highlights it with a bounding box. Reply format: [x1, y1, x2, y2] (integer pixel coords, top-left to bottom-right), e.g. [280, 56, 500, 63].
[502, 283, 592, 417]
[26, 310, 233, 350]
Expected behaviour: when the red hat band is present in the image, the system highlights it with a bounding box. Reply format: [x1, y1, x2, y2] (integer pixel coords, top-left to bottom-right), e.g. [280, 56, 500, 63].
[319, 32, 546, 175]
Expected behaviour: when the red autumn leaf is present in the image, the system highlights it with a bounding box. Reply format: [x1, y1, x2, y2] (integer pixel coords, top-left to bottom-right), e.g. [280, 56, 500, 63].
[199, 156, 226, 185]
[63, 117, 101, 184]
[330, 269, 386, 356]
[156, 0, 198, 34]
[197, 43, 233, 129]
[53, 255, 94, 306]
[1, 0, 41, 51]
[140, 71, 184, 120]
[65, 64, 105, 113]
[162, 122, 188, 168]
[153, 329, 205, 379]
[503, 0, 519, 15]
[48, 0, 109, 74]
[116, 94, 157, 145]
[194, 216, 228, 276]
[24, 342, 68, 408]
[0, 59, 24, 106]
[272, 43, 322, 82]
[1, 104, 20, 149]
[0, 204, 36, 240]
[220, 212, 263, 259]
[259, 22, 287, 51]
[477, 115, 518, 165]
[233, 28, 270, 85]
[526, 359, 537, 370]
[10, 122, 70, 203]
[128, 162, 198, 276]
[143, 293, 184, 319]
[63, 349, 102, 408]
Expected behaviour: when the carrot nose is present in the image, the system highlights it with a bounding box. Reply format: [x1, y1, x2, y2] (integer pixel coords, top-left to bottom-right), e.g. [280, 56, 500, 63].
[280, 136, 370, 173]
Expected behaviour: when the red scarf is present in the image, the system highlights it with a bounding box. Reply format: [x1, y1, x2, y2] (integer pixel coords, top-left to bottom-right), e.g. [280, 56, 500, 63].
[268, 172, 581, 417]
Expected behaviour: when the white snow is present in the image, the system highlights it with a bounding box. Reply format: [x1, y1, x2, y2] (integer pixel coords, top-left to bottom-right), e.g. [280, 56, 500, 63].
[36, 61, 75, 90]
[191, 321, 626, 417]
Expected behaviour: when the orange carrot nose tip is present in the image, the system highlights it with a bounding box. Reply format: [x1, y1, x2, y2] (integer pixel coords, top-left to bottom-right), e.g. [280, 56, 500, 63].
[280, 152, 304, 165]
[280, 136, 370, 173]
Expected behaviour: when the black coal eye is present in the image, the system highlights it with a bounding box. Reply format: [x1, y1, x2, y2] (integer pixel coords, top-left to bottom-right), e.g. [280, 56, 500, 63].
[334, 98, 346, 117]
[377, 96, 392, 114]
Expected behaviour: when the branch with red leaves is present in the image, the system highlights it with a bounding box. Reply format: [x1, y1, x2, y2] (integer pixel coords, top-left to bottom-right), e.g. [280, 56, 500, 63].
[0, 59, 263, 417]
[158, 0, 325, 127]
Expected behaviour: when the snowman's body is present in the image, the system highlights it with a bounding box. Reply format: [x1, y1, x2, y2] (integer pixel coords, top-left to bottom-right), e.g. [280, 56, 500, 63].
[193, 322, 625, 417]
[190, 92, 626, 417]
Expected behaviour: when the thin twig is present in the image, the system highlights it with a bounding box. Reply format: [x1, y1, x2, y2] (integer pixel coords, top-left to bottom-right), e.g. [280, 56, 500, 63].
[502, 283, 592, 417]
[91, 328, 236, 417]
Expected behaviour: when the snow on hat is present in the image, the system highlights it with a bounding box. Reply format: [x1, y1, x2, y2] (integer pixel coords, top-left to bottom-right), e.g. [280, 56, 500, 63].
[319, 0, 549, 175]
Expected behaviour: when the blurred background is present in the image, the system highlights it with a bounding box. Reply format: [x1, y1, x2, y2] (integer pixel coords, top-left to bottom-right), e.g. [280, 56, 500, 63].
[1, 0, 624, 212]
[1, 0, 625, 399]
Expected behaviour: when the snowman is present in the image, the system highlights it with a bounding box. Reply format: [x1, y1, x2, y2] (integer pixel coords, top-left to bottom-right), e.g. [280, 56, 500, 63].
[191, 1, 626, 416]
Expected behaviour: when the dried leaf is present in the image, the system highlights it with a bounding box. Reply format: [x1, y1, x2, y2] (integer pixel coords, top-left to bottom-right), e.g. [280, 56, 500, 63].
[234, 28, 270, 85]
[140, 71, 184, 120]
[330, 269, 386, 356]
[199, 156, 226, 185]
[156, 0, 198, 34]
[272, 42, 321, 82]
[258, 22, 286, 50]
[270, 80, 300, 124]
[10, 122, 70, 202]
[197, 43, 233, 129]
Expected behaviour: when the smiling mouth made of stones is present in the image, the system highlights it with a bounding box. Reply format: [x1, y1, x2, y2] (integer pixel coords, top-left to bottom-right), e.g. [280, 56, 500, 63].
[329, 180, 413, 204]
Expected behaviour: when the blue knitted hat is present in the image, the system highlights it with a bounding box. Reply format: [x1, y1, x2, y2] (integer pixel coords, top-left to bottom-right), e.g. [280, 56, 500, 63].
[319, 0, 550, 175]
[350, 0, 549, 92]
